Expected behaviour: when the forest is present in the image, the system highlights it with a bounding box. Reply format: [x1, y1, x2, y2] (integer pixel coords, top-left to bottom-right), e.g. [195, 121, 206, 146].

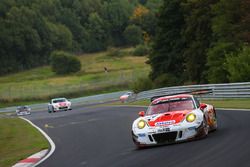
[0, 0, 159, 75]
[0, 0, 249, 86]
[149, 0, 250, 86]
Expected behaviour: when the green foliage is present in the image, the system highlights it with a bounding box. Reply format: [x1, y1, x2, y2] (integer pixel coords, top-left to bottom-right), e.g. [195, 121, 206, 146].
[181, 0, 215, 83]
[0, 0, 162, 76]
[1, 0, 249, 85]
[206, 42, 234, 83]
[50, 51, 81, 75]
[130, 4, 157, 36]
[226, 46, 250, 82]
[149, 0, 185, 81]
[85, 12, 108, 52]
[153, 73, 180, 88]
[123, 24, 143, 46]
[105, 48, 123, 57]
[130, 77, 153, 93]
[206, 0, 244, 83]
[148, 0, 250, 86]
[133, 44, 149, 56]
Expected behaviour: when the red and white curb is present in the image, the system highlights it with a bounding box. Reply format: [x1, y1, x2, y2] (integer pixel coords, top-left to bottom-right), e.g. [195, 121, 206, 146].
[12, 150, 48, 167]
[13, 117, 56, 167]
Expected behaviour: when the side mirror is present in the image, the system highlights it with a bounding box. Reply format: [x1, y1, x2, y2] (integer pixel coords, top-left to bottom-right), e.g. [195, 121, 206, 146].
[138, 111, 145, 117]
[200, 103, 207, 110]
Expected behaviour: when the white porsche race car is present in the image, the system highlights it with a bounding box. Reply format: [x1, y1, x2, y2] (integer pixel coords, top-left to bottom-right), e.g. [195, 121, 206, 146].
[132, 93, 217, 148]
[48, 98, 72, 113]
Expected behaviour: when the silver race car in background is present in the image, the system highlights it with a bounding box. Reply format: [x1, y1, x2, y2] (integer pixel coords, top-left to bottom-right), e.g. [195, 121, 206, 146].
[16, 106, 31, 116]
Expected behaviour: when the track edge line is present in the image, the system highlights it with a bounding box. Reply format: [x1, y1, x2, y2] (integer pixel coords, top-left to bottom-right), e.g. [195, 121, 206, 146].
[19, 117, 56, 167]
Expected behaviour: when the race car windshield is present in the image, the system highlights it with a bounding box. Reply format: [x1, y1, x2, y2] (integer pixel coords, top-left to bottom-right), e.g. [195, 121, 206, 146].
[146, 97, 195, 115]
[53, 99, 66, 103]
[17, 106, 28, 110]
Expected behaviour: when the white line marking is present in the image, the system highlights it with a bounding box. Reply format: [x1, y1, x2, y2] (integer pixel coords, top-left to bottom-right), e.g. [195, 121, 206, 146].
[217, 108, 250, 111]
[20, 117, 56, 167]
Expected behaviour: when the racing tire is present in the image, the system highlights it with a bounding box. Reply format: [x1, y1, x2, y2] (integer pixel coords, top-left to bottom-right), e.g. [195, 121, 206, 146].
[201, 117, 209, 137]
[210, 109, 218, 132]
[196, 117, 209, 139]
[48, 107, 52, 113]
[52, 107, 55, 113]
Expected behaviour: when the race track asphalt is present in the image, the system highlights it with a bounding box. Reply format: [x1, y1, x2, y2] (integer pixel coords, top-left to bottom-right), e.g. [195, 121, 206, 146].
[23, 105, 250, 167]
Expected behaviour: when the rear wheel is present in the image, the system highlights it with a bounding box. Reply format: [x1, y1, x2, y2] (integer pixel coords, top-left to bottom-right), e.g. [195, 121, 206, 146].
[210, 109, 218, 131]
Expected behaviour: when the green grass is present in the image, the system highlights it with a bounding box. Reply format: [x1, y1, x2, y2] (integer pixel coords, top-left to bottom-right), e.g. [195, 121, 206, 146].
[114, 99, 250, 109]
[0, 118, 49, 167]
[201, 99, 250, 109]
[0, 47, 150, 107]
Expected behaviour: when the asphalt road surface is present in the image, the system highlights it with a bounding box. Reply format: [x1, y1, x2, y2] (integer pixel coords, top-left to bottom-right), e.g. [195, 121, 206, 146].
[24, 105, 250, 167]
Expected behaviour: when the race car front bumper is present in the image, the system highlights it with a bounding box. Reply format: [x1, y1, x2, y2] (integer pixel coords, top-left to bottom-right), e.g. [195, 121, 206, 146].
[16, 111, 31, 116]
[53, 106, 71, 111]
[132, 122, 203, 146]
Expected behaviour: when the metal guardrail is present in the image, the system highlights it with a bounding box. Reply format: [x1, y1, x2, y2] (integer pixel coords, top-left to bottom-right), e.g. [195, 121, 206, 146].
[0, 91, 127, 113]
[136, 82, 250, 100]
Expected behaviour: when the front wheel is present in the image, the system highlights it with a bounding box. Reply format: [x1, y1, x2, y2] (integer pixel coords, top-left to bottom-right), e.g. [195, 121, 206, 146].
[52, 106, 55, 113]
[201, 118, 209, 137]
[48, 107, 52, 113]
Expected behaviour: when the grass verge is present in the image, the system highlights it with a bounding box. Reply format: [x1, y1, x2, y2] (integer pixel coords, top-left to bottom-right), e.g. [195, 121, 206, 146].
[113, 99, 250, 109]
[0, 118, 49, 167]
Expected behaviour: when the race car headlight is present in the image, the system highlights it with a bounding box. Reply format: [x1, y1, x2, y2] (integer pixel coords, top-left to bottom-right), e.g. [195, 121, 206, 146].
[137, 120, 146, 129]
[186, 113, 196, 122]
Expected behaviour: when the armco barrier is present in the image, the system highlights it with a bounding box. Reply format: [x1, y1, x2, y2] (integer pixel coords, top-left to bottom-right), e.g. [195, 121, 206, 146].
[136, 82, 250, 100]
[0, 91, 127, 113]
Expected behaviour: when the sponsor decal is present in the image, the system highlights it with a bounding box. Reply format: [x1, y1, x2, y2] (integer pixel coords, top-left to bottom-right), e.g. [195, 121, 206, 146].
[138, 133, 146, 137]
[188, 126, 196, 130]
[157, 127, 170, 133]
[155, 120, 175, 126]
[59, 102, 66, 106]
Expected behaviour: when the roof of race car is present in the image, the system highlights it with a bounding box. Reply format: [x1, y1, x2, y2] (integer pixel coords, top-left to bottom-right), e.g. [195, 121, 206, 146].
[52, 97, 67, 100]
[151, 94, 193, 105]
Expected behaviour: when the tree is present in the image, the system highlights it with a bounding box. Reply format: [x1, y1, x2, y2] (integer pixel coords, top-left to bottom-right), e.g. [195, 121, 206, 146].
[148, 0, 185, 85]
[50, 51, 81, 75]
[101, 0, 133, 46]
[2, 6, 43, 70]
[123, 24, 143, 46]
[85, 12, 108, 52]
[181, 0, 217, 83]
[225, 46, 250, 82]
[206, 0, 243, 83]
[238, 0, 250, 43]
[46, 22, 73, 51]
[56, 7, 87, 51]
[130, 4, 157, 36]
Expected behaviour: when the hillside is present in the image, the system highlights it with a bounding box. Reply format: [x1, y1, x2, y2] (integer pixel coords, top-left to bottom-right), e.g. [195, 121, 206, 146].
[0, 48, 150, 107]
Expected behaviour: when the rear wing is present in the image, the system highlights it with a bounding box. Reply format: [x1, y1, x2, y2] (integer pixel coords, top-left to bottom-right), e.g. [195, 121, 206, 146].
[150, 89, 213, 102]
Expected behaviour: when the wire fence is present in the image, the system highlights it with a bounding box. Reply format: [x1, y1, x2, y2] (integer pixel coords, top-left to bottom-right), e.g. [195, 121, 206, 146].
[1, 82, 250, 113]
[0, 91, 127, 113]
[0, 70, 146, 101]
